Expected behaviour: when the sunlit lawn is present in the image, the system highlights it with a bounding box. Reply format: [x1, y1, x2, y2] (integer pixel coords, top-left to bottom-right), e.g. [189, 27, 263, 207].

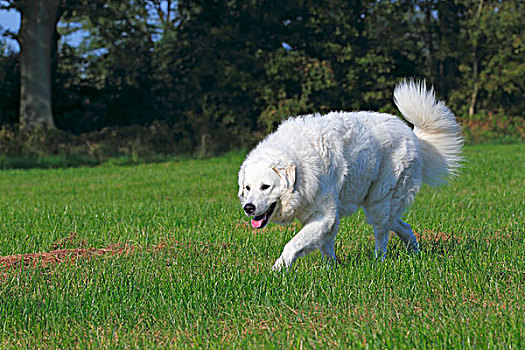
[0, 144, 523, 348]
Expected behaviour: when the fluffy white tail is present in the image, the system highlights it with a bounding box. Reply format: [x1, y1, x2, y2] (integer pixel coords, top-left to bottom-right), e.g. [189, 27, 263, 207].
[394, 80, 463, 186]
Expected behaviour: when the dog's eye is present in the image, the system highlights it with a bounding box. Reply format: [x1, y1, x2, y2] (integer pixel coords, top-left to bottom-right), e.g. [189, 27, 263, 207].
[246, 186, 250, 191]
[261, 184, 270, 191]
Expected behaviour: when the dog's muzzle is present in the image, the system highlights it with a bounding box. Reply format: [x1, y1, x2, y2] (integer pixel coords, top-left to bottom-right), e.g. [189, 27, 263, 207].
[248, 202, 277, 229]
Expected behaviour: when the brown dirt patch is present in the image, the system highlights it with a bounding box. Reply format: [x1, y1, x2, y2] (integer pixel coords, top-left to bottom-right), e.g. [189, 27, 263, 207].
[415, 229, 462, 243]
[0, 237, 233, 276]
[0, 244, 134, 270]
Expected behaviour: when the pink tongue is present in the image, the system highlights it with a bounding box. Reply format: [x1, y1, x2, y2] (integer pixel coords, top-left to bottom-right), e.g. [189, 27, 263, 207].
[251, 218, 264, 228]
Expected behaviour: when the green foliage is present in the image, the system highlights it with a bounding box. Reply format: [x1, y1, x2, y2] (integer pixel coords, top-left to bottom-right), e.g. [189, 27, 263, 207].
[0, 0, 524, 152]
[54, 0, 157, 132]
[0, 40, 19, 126]
[259, 51, 335, 131]
[0, 144, 524, 347]
[448, 0, 525, 117]
[152, 0, 290, 151]
[461, 111, 525, 144]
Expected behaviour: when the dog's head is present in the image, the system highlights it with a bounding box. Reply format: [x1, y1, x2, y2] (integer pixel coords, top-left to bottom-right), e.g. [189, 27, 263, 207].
[238, 158, 296, 229]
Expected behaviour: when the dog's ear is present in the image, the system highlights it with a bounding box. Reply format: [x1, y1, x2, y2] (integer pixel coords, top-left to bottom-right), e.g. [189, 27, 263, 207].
[238, 163, 246, 198]
[273, 164, 296, 193]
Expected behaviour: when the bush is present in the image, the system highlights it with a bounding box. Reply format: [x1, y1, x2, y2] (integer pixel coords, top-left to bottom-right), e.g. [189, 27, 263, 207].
[460, 111, 525, 144]
[0, 121, 191, 169]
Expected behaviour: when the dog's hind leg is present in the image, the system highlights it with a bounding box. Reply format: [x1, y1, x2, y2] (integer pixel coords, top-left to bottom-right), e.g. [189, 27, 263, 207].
[392, 218, 419, 253]
[363, 203, 392, 260]
[373, 225, 390, 260]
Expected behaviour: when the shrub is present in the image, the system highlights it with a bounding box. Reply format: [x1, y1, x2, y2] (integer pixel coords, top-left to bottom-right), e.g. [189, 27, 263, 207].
[0, 121, 189, 169]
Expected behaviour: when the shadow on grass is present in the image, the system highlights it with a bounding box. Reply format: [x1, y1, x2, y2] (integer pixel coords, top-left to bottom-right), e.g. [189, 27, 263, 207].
[333, 228, 519, 268]
[0, 154, 183, 170]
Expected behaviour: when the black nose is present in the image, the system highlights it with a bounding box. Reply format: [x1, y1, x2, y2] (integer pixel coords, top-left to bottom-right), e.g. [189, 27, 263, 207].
[244, 203, 256, 215]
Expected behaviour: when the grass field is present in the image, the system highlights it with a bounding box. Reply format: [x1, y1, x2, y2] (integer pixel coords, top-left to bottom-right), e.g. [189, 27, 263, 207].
[0, 143, 524, 348]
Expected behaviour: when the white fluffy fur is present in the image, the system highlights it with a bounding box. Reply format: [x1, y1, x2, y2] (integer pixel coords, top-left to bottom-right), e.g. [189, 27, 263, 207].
[394, 80, 463, 185]
[238, 80, 463, 271]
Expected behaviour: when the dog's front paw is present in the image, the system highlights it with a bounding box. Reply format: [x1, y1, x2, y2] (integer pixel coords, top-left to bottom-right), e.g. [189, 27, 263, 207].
[272, 256, 291, 272]
[272, 257, 285, 272]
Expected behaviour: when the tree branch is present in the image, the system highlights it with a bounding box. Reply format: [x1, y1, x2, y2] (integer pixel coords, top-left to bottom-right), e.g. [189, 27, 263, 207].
[0, 1, 17, 11]
[2, 29, 19, 43]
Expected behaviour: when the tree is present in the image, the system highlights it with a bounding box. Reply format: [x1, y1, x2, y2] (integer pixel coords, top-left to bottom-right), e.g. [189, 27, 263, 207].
[154, 0, 297, 152]
[74, 1, 155, 128]
[465, 0, 524, 116]
[465, 0, 485, 117]
[1, 0, 65, 129]
[443, 0, 525, 117]
[52, 0, 157, 132]
[356, 0, 421, 111]
[2, 0, 521, 150]
[0, 37, 20, 126]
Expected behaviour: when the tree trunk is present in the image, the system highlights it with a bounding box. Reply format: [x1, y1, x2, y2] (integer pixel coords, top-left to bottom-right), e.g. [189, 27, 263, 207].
[18, 0, 62, 129]
[468, 62, 478, 117]
[468, 0, 484, 118]
[424, 1, 435, 78]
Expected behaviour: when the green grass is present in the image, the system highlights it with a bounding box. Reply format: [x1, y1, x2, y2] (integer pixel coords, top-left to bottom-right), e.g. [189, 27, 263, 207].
[0, 144, 524, 348]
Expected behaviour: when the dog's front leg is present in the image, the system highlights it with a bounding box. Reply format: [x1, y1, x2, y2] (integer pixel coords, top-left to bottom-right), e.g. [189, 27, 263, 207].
[272, 211, 337, 271]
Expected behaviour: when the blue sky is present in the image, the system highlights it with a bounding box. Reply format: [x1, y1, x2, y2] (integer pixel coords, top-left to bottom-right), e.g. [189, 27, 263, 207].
[1, 8, 86, 52]
[2, 4, 291, 54]
[0, 8, 20, 51]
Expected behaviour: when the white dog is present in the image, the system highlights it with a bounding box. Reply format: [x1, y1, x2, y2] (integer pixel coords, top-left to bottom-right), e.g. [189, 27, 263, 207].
[238, 80, 463, 271]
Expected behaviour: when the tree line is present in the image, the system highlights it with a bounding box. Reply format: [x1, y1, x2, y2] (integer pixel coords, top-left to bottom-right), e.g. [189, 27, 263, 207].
[1, 0, 523, 154]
